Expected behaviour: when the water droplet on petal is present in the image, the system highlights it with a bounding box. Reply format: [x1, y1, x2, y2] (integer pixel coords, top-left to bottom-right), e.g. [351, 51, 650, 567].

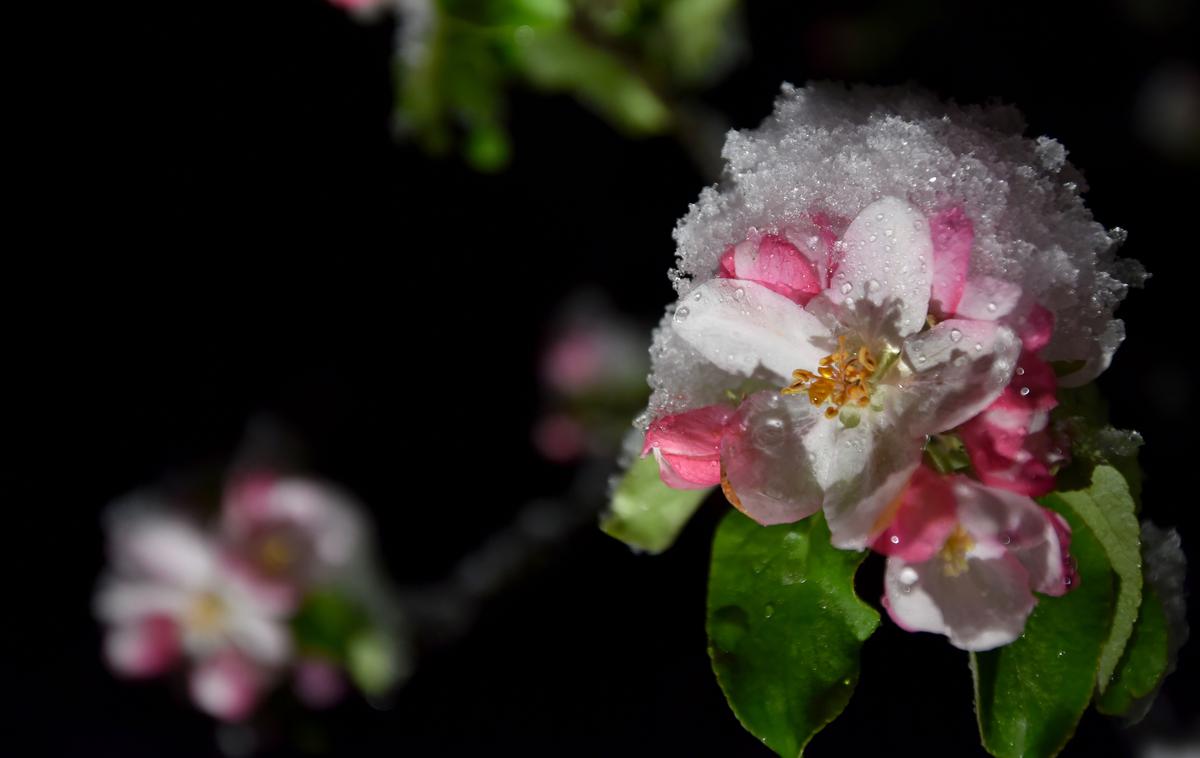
[974, 343, 983, 352]
[733, 287, 745, 301]
[764, 603, 775, 619]
[867, 279, 881, 292]
[986, 302, 997, 312]
[890, 535, 901, 545]
[949, 328, 962, 342]
[840, 282, 853, 295]
[674, 307, 690, 322]
[1019, 386, 1031, 396]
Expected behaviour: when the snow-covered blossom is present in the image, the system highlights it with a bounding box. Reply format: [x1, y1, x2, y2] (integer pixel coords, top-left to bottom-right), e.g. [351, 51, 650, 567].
[639, 84, 1139, 550]
[874, 466, 1075, 650]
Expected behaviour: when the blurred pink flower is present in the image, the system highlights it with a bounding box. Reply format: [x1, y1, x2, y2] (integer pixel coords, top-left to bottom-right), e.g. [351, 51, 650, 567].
[221, 474, 365, 613]
[96, 509, 292, 721]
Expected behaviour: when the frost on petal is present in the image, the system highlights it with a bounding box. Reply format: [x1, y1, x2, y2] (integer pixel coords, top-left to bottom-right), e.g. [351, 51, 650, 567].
[718, 391, 823, 525]
[189, 650, 266, 722]
[718, 234, 824, 305]
[104, 615, 181, 678]
[953, 478, 1068, 597]
[929, 206, 973, 318]
[884, 552, 1036, 651]
[643, 404, 736, 489]
[671, 279, 832, 381]
[872, 466, 958, 564]
[825, 197, 934, 338]
[900, 319, 1020, 433]
[670, 84, 1139, 393]
[955, 276, 1022, 321]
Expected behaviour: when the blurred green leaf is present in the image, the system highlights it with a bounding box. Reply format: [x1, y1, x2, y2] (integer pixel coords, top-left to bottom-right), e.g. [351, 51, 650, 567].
[601, 453, 710, 553]
[347, 630, 403, 695]
[292, 589, 370, 661]
[707, 511, 878, 757]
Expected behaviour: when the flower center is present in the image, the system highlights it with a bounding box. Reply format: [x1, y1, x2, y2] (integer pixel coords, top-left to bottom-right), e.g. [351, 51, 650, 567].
[257, 533, 295, 575]
[781, 335, 879, 419]
[938, 525, 975, 577]
[185, 591, 227, 633]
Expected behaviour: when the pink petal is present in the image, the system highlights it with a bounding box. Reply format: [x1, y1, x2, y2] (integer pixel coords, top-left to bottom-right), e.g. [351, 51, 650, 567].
[953, 478, 1069, 597]
[643, 404, 736, 489]
[826, 197, 934, 338]
[1018, 305, 1055, 353]
[718, 235, 823, 305]
[900, 319, 1021, 433]
[718, 391, 823, 525]
[294, 658, 348, 710]
[928, 206, 973, 318]
[104, 615, 181, 678]
[532, 413, 588, 463]
[884, 551, 1037, 651]
[189, 650, 266, 722]
[111, 512, 216, 589]
[872, 466, 958, 563]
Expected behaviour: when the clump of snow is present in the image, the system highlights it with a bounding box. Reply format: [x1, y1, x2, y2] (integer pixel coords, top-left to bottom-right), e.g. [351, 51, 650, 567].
[642, 83, 1142, 424]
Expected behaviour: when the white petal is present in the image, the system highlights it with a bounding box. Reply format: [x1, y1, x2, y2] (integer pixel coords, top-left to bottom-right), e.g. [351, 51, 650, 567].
[825, 197, 933, 338]
[94, 579, 190, 624]
[672, 279, 831, 380]
[109, 508, 217, 589]
[820, 415, 922, 550]
[953, 479, 1065, 595]
[227, 612, 292, 666]
[955, 276, 1022, 321]
[899, 319, 1020, 433]
[885, 553, 1037, 651]
[719, 392, 824, 525]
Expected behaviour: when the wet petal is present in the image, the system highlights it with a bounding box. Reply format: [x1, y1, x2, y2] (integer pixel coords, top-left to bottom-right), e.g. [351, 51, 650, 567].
[872, 466, 958, 563]
[884, 552, 1037, 651]
[819, 411, 924, 550]
[900, 319, 1020, 433]
[953, 478, 1069, 597]
[643, 405, 735, 489]
[826, 197, 934, 337]
[719, 234, 824, 305]
[928, 206, 973, 318]
[718, 391, 823, 525]
[955, 276, 1022, 321]
[673, 279, 831, 380]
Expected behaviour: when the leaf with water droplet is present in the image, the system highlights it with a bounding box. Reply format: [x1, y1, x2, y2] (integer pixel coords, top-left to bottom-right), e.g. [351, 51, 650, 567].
[971, 469, 1123, 758]
[601, 453, 711, 554]
[1048, 466, 1142, 692]
[707, 512, 878, 757]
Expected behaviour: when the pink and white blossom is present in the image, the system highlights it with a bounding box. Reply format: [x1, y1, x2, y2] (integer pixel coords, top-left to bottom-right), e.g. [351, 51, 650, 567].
[875, 468, 1075, 650]
[95, 507, 292, 720]
[648, 196, 1021, 549]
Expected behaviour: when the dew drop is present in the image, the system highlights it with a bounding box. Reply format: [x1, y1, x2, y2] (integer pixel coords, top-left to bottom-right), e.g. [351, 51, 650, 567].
[986, 302, 997, 312]
[674, 307, 690, 322]
[693, 291, 702, 302]
[949, 328, 962, 342]
[890, 535, 901, 545]
[733, 287, 745, 301]
[1016, 366, 1025, 375]
[867, 279, 881, 292]
[899, 567, 919, 585]
[1019, 387, 1031, 397]
[840, 282, 853, 294]
[764, 604, 775, 619]
[973, 343, 983, 352]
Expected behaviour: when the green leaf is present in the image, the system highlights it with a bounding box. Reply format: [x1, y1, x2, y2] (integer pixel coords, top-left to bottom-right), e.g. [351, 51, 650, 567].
[601, 453, 710, 553]
[1096, 584, 1170, 716]
[511, 27, 672, 134]
[1053, 384, 1143, 508]
[971, 496, 1115, 758]
[347, 630, 404, 696]
[707, 511, 879, 757]
[291, 589, 370, 661]
[1049, 466, 1142, 691]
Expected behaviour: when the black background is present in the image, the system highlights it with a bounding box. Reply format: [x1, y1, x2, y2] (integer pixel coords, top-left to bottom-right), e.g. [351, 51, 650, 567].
[12, 0, 1199, 755]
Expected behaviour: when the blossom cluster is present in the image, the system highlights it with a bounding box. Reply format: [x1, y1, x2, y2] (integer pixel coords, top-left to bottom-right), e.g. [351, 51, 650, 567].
[94, 473, 407, 720]
[637, 84, 1141, 650]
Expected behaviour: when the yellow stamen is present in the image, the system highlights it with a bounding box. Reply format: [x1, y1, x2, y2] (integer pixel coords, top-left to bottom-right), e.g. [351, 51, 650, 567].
[186, 592, 227, 633]
[781, 335, 880, 420]
[938, 525, 975, 577]
[258, 534, 293, 574]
